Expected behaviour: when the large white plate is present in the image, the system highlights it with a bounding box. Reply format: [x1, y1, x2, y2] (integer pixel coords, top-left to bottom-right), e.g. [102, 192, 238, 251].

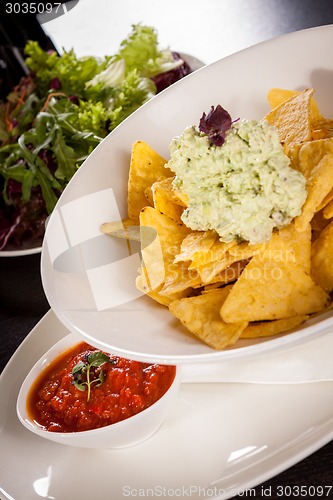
[1, 310, 333, 500]
[41, 25, 333, 363]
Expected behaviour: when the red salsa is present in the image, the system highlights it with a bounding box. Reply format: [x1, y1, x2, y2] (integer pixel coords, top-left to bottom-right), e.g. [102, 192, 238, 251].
[27, 342, 176, 433]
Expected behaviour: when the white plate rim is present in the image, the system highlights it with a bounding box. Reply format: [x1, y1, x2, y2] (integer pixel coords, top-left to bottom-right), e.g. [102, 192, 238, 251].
[0, 244, 43, 257]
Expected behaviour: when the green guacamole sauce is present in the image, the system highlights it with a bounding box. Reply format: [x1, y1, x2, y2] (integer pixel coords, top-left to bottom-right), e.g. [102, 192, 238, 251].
[168, 119, 307, 244]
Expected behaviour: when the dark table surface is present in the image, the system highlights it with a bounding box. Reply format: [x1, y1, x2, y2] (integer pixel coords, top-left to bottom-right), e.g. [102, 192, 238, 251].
[1, 0, 333, 498]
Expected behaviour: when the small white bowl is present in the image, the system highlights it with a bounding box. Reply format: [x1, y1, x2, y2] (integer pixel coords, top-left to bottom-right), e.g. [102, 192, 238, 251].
[16, 332, 181, 449]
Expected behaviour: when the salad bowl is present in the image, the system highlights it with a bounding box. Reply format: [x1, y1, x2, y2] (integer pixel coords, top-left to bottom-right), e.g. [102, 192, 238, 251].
[0, 24, 201, 257]
[41, 25, 333, 363]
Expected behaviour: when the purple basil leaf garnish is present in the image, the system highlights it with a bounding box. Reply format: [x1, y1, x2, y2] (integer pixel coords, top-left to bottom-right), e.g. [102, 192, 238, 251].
[49, 76, 62, 90]
[199, 105, 233, 146]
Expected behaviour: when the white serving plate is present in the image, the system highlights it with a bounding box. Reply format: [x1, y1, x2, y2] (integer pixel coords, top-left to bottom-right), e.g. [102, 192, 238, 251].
[1, 309, 333, 500]
[41, 25, 333, 363]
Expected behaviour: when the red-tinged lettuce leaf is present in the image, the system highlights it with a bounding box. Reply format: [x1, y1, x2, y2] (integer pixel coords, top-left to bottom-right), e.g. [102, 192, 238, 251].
[151, 52, 191, 92]
[0, 182, 47, 250]
[0, 211, 21, 250]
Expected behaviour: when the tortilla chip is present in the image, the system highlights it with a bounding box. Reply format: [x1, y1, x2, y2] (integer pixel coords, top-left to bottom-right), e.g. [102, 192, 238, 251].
[152, 177, 185, 222]
[240, 315, 309, 338]
[311, 220, 333, 292]
[100, 218, 140, 240]
[263, 88, 314, 144]
[189, 238, 237, 270]
[173, 230, 218, 264]
[220, 257, 329, 323]
[311, 210, 331, 238]
[317, 188, 333, 213]
[323, 198, 333, 219]
[228, 241, 265, 260]
[211, 260, 249, 286]
[294, 137, 333, 179]
[267, 88, 299, 109]
[144, 186, 154, 206]
[295, 152, 333, 231]
[139, 206, 190, 293]
[169, 287, 248, 349]
[127, 141, 172, 223]
[188, 238, 260, 285]
[312, 119, 333, 140]
[136, 275, 189, 306]
[195, 254, 242, 285]
[100, 218, 141, 256]
[257, 222, 311, 273]
[267, 88, 323, 124]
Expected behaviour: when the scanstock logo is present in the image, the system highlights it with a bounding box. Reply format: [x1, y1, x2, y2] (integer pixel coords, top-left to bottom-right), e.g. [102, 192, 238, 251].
[38, 1, 80, 23]
[44, 188, 163, 311]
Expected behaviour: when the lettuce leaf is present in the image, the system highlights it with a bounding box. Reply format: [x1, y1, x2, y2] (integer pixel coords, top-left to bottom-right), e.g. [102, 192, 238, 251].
[24, 41, 103, 97]
[116, 24, 182, 77]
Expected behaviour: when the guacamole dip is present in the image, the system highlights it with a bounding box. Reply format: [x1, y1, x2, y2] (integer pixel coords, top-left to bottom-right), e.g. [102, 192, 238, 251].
[168, 118, 307, 244]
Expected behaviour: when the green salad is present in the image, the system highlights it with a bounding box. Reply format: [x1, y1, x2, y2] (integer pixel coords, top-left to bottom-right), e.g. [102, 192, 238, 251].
[0, 24, 191, 250]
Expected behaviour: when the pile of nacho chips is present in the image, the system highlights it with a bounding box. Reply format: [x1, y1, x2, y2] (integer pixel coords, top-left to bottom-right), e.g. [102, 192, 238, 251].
[101, 88, 333, 350]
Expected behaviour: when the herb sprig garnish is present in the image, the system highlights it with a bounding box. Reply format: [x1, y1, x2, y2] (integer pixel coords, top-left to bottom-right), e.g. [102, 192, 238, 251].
[199, 104, 235, 146]
[72, 351, 116, 402]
